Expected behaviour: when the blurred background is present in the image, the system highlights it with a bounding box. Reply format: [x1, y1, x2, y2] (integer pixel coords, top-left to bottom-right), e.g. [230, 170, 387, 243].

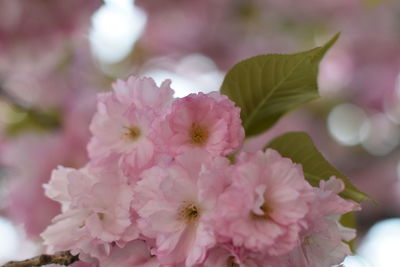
[0, 0, 400, 266]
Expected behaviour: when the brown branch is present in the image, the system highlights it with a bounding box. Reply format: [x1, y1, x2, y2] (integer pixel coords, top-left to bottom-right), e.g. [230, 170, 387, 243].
[1, 251, 79, 267]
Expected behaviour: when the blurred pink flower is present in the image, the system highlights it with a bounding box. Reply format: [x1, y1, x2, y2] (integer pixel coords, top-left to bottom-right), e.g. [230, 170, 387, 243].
[2, 134, 65, 237]
[1, 87, 96, 238]
[0, 0, 101, 67]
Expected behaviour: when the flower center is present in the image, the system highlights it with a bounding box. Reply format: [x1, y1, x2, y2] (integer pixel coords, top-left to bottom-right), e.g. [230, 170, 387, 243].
[227, 256, 240, 267]
[189, 123, 209, 146]
[303, 235, 313, 246]
[97, 212, 106, 221]
[123, 126, 141, 141]
[251, 202, 273, 220]
[178, 201, 201, 224]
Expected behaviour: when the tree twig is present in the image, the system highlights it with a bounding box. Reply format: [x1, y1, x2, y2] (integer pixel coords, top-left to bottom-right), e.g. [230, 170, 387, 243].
[1, 251, 79, 267]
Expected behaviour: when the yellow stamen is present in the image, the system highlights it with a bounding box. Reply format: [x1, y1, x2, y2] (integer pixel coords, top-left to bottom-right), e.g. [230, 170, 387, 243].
[97, 212, 106, 221]
[251, 202, 273, 220]
[123, 126, 141, 141]
[189, 123, 208, 145]
[178, 201, 201, 224]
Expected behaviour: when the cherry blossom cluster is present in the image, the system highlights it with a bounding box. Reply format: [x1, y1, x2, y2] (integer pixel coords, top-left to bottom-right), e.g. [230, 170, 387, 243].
[41, 76, 360, 267]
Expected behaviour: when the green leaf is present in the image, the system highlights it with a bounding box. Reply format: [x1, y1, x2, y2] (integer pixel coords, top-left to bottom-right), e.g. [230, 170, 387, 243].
[266, 131, 369, 203]
[221, 33, 339, 137]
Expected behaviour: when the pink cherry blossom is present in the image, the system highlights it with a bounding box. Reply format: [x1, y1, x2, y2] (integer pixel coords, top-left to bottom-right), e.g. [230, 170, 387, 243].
[112, 76, 174, 116]
[213, 149, 314, 256]
[88, 76, 174, 178]
[32, 71, 364, 266]
[281, 177, 361, 267]
[41, 160, 136, 259]
[163, 92, 244, 157]
[133, 149, 231, 266]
